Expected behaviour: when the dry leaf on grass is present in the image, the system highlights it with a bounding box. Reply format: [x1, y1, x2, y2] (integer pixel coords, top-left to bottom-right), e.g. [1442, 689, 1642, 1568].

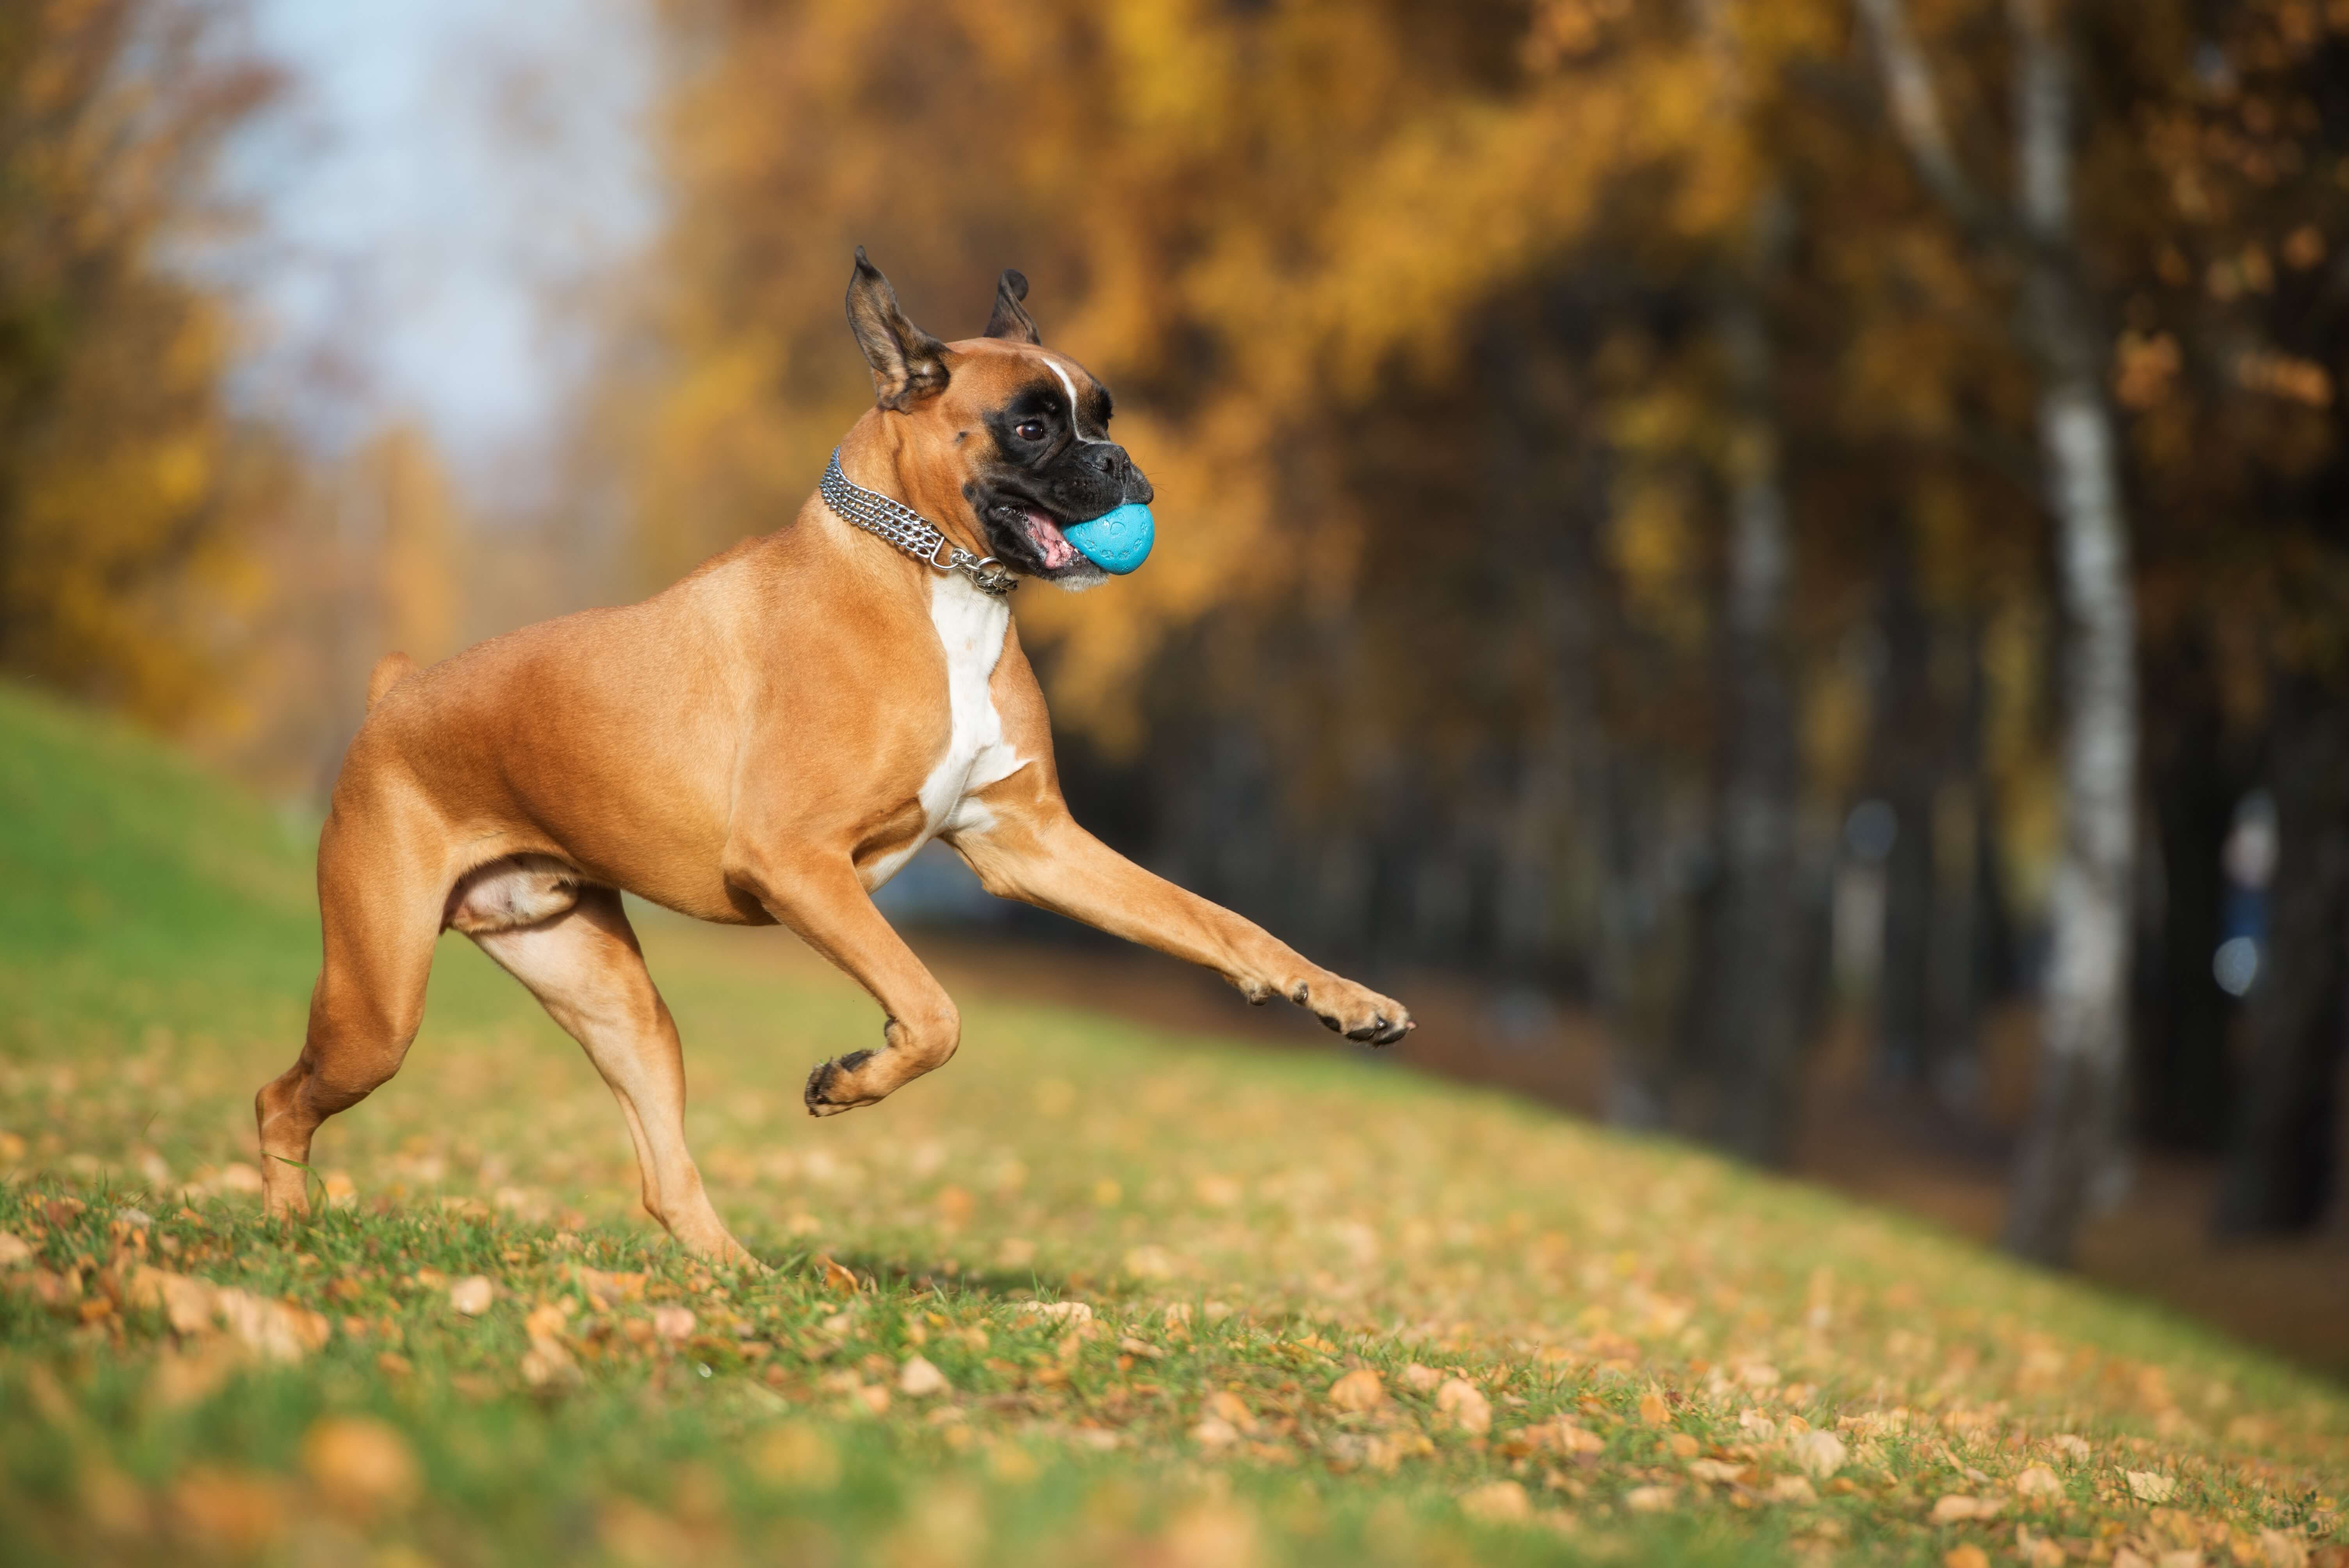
[652, 1306, 696, 1343]
[1766, 1477, 1817, 1503]
[448, 1276, 493, 1316]
[1931, 1494, 2003, 1523]
[1326, 1368, 1385, 1412]
[815, 1256, 861, 1295]
[2125, 1470, 2176, 1503]
[1791, 1428, 1848, 1477]
[1025, 1300, 1092, 1325]
[0, 1232, 30, 1267]
[2012, 1464, 2064, 1500]
[1189, 1417, 1242, 1450]
[1460, 1481, 1531, 1523]
[128, 1267, 328, 1362]
[1435, 1378, 1491, 1434]
[1688, 1458, 1744, 1484]
[1624, 1485, 1676, 1513]
[300, 1417, 418, 1518]
[1403, 1362, 1443, 1393]
[2052, 1434, 2092, 1463]
[1638, 1391, 1671, 1426]
[898, 1356, 948, 1397]
[171, 1466, 283, 1554]
[2258, 1528, 2310, 1568]
[1943, 1547, 1990, 1568]
[2017, 1525, 2067, 1568]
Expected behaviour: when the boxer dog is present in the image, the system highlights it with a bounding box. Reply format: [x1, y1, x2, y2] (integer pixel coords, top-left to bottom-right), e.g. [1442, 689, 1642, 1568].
[256, 253, 1412, 1263]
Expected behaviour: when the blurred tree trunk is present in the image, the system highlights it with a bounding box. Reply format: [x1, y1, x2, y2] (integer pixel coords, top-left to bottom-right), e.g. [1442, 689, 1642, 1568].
[1925, 615, 1990, 1107]
[1860, 0, 2139, 1267]
[1705, 201, 1805, 1165]
[2216, 676, 2349, 1235]
[1873, 526, 1937, 1085]
[2137, 637, 2241, 1151]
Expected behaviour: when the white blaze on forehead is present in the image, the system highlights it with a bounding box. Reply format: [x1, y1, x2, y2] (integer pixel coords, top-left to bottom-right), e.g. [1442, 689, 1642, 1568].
[1045, 358, 1109, 445]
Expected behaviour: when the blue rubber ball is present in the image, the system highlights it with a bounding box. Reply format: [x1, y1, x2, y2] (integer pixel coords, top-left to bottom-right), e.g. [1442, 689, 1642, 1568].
[1063, 502, 1154, 575]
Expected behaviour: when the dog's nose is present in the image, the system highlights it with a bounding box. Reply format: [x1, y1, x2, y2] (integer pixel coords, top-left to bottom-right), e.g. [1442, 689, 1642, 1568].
[1094, 444, 1153, 505]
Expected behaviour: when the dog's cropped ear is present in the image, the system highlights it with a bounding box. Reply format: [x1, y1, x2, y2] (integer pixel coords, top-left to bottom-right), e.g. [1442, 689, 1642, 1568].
[982, 269, 1041, 345]
[846, 248, 950, 410]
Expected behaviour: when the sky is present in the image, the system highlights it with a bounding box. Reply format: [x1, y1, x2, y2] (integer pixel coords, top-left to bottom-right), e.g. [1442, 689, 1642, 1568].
[226, 0, 663, 497]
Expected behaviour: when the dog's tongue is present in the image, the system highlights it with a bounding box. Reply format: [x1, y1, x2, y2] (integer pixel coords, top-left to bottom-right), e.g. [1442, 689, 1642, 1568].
[1023, 510, 1079, 570]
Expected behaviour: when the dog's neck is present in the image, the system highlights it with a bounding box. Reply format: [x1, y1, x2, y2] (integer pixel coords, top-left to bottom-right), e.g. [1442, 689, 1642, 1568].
[834, 410, 991, 561]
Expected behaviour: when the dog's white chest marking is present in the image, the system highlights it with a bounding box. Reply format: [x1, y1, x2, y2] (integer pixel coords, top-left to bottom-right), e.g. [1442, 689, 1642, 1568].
[860, 573, 1022, 891]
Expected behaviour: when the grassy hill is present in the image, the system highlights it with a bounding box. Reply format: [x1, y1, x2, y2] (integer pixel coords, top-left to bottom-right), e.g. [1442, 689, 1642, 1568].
[0, 678, 2342, 1566]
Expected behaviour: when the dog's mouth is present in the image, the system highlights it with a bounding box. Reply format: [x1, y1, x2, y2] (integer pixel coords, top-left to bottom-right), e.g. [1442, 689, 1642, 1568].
[979, 494, 1105, 581]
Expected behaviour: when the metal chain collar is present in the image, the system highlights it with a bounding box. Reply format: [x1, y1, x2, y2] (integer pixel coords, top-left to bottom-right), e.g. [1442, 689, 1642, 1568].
[820, 449, 1018, 596]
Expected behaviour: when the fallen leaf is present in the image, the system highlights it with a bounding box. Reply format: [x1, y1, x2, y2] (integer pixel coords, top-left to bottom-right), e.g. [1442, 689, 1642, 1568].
[815, 1257, 861, 1295]
[521, 1337, 580, 1388]
[0, 1233, 30, 1267]
[1669, 1432, 1701, 1459]
[1118, 1335, 1164, 1360]
[1688, 1458, 1743, 1484]
[1403, 1363, 1443, 1393]
[1026, 1300, 1092, 1325]
[1943, 1548, 1990, 1568]
[1435, 1378, 1491, 1435]
[1326, 1368, 1385, 1413]
[301, 1417, 418, 1518]
[2012, 1464, 2063, 1500]
[1203, 1390, 1256, 1432]
[2051, 1434, 2092, 1463]
[1624, 1485, 1675, 1513]
[2017, 1525, 2067, 1568]
[1766, 1477, 1816, 1503]
[171, 1466, 283, 1553]
[449, 1276, 493, 1316]
[1190, 1416, 1242, 1450]
[128, 1268, 328, 1362]
[2125, 1470, 2176, 1503]
[1791, 1428, 1848, 1478]
[1638, 1391, 1671, 1426]
[652, 1306, 696, 1343]
[898, 1356, 948, 1397]
[2258, 1527, 2310, 1568]
[1931, 1495, 2002, 1523]
[1460, 1481, 1531, 1523]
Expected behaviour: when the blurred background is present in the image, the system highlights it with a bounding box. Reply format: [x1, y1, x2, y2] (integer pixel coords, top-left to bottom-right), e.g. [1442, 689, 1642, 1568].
[5, 0, 2345, 1368]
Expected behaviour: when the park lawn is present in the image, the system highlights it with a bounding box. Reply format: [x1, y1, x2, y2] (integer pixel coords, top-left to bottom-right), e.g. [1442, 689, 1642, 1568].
[0, 679, 2342, 1568]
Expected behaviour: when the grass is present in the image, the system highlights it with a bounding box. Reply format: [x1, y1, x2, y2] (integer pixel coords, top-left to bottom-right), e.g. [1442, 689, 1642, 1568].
[0, 677, 2343, 1568]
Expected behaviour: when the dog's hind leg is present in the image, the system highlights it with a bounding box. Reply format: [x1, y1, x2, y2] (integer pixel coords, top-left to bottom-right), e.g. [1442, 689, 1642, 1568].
[462, 882, 752, 1266]
[256, 797, 447, 1220]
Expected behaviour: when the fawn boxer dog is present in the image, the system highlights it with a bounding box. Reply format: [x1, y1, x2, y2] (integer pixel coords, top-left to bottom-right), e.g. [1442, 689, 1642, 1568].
[256, 253, 1412, 1263]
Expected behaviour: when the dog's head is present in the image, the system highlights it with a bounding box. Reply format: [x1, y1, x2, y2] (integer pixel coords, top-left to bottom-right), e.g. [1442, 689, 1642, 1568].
[844, 249, 1152, 586]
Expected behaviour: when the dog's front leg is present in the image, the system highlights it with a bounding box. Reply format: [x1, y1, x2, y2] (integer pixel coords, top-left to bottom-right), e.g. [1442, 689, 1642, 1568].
[949, 803, 1412, 1044]
[728, 851, 963, 1115]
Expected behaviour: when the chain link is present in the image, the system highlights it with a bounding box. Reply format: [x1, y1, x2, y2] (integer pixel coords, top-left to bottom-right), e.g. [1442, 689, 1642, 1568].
[821, 450, 1018, 596]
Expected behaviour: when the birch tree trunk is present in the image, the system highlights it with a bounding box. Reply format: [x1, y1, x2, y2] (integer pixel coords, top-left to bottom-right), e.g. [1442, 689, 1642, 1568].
[1858, 0, 2138, 1265]
[1997, 0, 2137, 1267]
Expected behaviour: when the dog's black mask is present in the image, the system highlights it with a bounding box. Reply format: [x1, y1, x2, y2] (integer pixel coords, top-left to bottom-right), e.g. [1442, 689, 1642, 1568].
[961, 363, 1153, 584]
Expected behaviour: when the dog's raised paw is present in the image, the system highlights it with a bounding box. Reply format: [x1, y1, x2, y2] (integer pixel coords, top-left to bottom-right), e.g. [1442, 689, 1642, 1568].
[804, 1051, 875, 1117]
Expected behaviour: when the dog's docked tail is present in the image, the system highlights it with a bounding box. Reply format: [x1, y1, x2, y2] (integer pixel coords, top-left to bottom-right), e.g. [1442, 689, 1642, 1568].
[365, 652, 418, 711]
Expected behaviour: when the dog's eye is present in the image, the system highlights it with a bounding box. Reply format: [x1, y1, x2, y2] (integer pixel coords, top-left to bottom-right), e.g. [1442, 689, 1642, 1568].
[1015, 420, 1047, 442]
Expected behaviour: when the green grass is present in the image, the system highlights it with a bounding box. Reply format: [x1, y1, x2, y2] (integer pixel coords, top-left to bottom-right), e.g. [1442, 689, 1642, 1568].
[0, 676, 2343, 1566]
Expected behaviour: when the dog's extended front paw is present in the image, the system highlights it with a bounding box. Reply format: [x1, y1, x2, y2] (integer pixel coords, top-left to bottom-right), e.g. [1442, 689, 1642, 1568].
[1293, 976, 1414, 1046]
[804, 1049, 878, 1117]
